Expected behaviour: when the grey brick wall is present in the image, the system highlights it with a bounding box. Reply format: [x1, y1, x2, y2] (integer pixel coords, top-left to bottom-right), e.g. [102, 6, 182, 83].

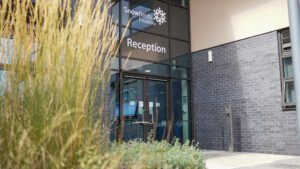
[192, 31, 300, 155]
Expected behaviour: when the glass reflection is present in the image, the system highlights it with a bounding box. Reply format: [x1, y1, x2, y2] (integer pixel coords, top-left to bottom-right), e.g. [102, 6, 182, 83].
[149, 80, 167, 141]
[0, 38, 36, 64]
[172, 66, 189, 78]
[171, 39, 190, 67]
[121, 78, 168, 141]
[121, 78, 145, 141]
[123, 78, 143, 117]
[170, 6, 189, 40]
[121, 0, 168, 36]
[0, 70, 9, 96]
[171, 55, 190, 67]
[170, 0, 189, 7]
[121, 77, 146, 141]
[109, 71, 119, 141]
[172, 79, 190, 142]
[122, 58, 170, 76]
[285, 82, 295, 103]
[109, 0, 119, 23]
[283, 57, 293, 78]
[111, 57, 119, 69]
[0, 38, 13, 64]
[173, 121, 189, 143]
[172, 79, 190, 121]
[121, 28, 169, 63]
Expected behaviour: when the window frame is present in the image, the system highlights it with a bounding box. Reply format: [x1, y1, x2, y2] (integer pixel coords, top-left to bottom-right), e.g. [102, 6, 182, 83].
[278, 28, 296, 110]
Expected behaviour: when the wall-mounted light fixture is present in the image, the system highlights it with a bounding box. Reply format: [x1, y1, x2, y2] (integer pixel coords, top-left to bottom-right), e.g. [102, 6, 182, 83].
[208, 50, 213, 63]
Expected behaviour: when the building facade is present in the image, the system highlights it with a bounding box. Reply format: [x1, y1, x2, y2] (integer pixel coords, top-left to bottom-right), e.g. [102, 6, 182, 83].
[0, 0, 300, 156]
[104, 0, 300, 155]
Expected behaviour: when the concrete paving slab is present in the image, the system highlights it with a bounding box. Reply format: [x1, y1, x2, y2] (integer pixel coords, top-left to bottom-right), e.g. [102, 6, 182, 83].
[204, 150, 300, 169]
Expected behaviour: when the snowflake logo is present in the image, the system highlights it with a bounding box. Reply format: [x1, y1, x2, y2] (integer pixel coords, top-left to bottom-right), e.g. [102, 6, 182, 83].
[153, 7, 166, 26]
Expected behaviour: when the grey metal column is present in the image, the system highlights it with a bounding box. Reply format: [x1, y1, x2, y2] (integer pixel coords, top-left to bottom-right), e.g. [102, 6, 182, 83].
[288, 0, 300, 147]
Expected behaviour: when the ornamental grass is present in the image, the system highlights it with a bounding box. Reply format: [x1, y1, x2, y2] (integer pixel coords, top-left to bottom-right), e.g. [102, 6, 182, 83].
[0, 0, 119, 168]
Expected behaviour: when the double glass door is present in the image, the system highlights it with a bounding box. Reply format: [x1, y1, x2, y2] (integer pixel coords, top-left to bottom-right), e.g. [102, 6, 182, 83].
[122, 76, 168, 141]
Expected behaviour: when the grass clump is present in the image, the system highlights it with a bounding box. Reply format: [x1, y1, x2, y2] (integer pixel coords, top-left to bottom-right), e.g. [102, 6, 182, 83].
[0, 0, 119, 168]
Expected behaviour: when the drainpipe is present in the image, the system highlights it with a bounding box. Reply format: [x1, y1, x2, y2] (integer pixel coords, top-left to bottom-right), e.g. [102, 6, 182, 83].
[288, 0, 300, 147]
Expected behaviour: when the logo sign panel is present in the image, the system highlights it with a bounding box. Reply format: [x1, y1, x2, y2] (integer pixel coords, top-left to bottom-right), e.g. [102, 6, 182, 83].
[127, 38, 167, 54]
[123, 6, 166, 26]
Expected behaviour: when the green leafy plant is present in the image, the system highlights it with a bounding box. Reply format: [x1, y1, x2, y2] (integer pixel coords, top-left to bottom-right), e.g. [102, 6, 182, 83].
[106, 139, 206, 169]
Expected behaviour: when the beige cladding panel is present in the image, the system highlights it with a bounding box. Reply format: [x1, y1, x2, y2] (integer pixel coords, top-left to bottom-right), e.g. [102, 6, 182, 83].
[190, 0, 294, 52]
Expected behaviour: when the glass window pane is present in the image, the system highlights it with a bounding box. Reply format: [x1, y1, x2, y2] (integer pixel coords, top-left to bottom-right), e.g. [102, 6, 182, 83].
[109, 0, 120, 23]
[121, 0, 169, 36]
[111, 57, 119, 69]
[123, 121, 144, 141]
[285, 82, 296, 103]
[148, 80, 168, 141]
[121, 28, 169, 63]
[122, 58, 170, 76]
[171, 55, 190, 67]
[0, 38, 36, 64]
[170, 0, 189, 8]
[0, 70, 10, 96]
[123, 78, 143, 117]
[171, 39, 190, 67]
[171, 66, 189, 78]
[115, 26, 120, 41]
[173, 121, 189, 143]
[110, 71, 119, 118]
[170, 6, 189, 40]
[0, 38, 14, 64]
[172, 79, 190, 122]
[109, 71, 119, 141]
[283, 57, 294, 78]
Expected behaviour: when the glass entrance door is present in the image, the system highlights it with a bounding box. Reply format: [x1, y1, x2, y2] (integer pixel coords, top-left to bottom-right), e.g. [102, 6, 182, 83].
[122, 76, 168, 141]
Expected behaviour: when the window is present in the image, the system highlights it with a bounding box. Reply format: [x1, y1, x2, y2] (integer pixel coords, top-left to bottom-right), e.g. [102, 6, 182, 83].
[172, 79, 190, 142]
[121, 0, 169, 36]
[111, 0, 191, 142]
[170, 5, 189, 41]
[170, 0, 189, 8]
[171, 39, 190, 67]
[121, 28, 169, 63]
[0, 38, 13, 96]
[279, 29, 296, 110]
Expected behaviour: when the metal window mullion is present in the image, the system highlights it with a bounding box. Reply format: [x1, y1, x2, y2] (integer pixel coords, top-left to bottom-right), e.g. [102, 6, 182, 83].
[282, 53, 292, 58]
[167, 0, 174, 142]
[279, 29, 296, 109]
[118, 0, 124, 142]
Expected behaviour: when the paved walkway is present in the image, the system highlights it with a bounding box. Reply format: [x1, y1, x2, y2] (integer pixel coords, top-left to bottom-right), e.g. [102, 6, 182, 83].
[204, 150, 300, 169]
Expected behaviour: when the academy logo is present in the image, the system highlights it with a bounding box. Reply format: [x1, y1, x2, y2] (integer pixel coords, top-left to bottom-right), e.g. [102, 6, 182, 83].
[153, 7, 166, 26]
[123, 6, 167, 26]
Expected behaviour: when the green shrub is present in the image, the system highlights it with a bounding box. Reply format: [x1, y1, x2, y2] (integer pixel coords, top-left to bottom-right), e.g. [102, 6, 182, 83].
[103, 140, 206, 169]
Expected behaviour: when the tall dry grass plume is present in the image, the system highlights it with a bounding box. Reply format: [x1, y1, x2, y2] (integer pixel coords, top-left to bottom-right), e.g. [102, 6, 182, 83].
[0, 0, 120, 168]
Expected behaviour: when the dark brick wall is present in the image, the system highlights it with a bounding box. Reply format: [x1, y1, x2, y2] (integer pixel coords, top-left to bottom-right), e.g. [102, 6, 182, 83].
[192, 31, 300, 155]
